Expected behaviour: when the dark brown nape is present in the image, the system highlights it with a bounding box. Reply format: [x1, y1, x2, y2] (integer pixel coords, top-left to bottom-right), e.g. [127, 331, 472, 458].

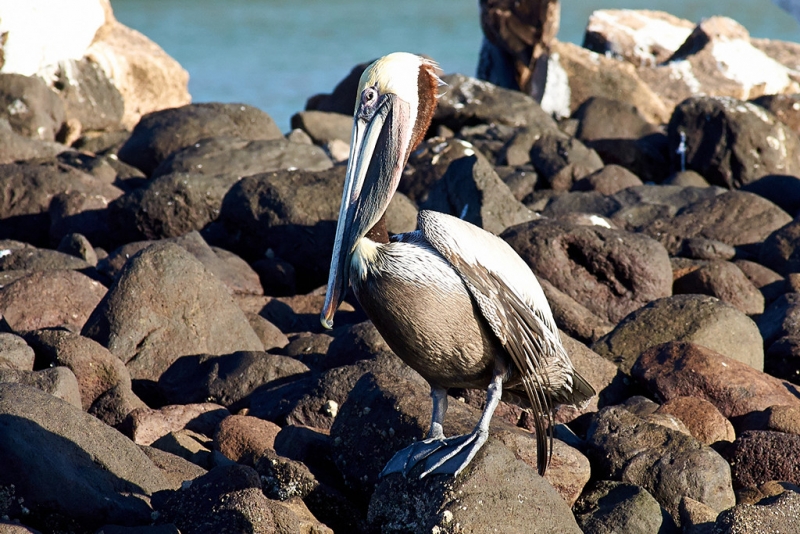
[364, 214, 389, 244]
[408, 62, 440, 153]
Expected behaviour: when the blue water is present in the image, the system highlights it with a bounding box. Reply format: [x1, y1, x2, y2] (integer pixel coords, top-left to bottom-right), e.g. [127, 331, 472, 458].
[112, 0, 799, 131]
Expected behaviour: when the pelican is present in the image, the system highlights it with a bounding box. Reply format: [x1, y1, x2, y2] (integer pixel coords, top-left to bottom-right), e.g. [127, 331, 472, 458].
[321, 52, 594, 478]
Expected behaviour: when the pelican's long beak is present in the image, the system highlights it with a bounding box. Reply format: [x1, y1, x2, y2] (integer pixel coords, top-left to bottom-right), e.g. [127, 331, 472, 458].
[320, 93, 413, 329]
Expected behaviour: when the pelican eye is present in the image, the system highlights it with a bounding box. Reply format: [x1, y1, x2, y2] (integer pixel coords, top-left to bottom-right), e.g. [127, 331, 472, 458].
[362, 86, 380, 106]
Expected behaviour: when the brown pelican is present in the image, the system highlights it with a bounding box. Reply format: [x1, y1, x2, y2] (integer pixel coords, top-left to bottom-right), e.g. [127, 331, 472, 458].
[321, 52, 594, 478]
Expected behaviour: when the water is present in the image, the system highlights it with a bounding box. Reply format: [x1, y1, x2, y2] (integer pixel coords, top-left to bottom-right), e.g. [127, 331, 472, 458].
[112, 0, 799, 131]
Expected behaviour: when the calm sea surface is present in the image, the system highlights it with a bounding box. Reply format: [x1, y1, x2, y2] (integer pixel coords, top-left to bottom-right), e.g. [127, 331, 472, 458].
[112, 0, 799, 131]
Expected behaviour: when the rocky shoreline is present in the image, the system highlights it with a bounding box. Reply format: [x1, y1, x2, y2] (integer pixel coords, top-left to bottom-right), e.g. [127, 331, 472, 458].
[1, 1, 800, 533]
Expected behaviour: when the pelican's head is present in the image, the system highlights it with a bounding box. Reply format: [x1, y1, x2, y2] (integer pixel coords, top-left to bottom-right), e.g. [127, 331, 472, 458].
[321, 52, 442, 329]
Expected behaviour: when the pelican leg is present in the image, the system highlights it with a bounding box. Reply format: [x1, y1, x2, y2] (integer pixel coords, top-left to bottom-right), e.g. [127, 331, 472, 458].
[380, 385, 449, 477]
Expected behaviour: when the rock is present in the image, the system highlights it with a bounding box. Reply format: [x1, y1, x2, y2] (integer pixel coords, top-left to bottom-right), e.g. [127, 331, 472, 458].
[586, 405, 736, 521]
[758, 293, 800, 348]
[245, 313, 289, 351]
[0, 246, 90, 272]
[663, 170, 710, 187]
[139, 445, 208, 491]
[572, 164, 643, 196]
[420, 145, 536, 234]
[434, 73, 559, 132]
[537, 278, 614, 345]
[608, 184, 723, 231]
[369, 439, 581, 534]
[760, 218, 800, 276]
[250, 256, 297, 297]
[741, 405, 800, 435]
[151, 136, 333, 178]
[632, 341, 800, 421]
[86, 13, 191, 130]
[679, 496, 719, 534]
[117, 103, 282, 175]
[384, 192, 418, 235]
[712, 491, 800, 534]
[643, 190, 792, 254]
[0, 73, 65, 141]
[640, 18, 800, 111]
[152, 464, 298, 534]
[290, 110, 353, 145]
[24, 328, 132, 412]
[557, 333, 625, 417]
[543, 40, 671, 124]
[0, 383, 169, 530]
[721, 431, 800, 489]
[0, 160, 122, 247]
[253, 292, 360, 334]
[0, 333, 35, 370]
[51, 58, 124, 132]
[753, 94, 800, 138]
[734, 259, 785, 304]
[667, 96, 800, 189]
[502, 218, 672, 324]
[573, 481, 678, 534]
[574, 96, 661, 142]
[594, 295, 764, 374]
[157, 351, 308, 408]
[122, 403, 229, 446]
[0, 367, 82, 408]
[82, 242, 264, 381]
[0, 119, 67, 164]
[529, 133, 604, 191]
[656, 396, 736, 445]
[214, 414, 281, 465]
[0, 270, 106, 333]
[741, 174, 800, 217]
[151, 429, 214, 469]
[765, 336, 800, 384]
[672, 261, 765, 315]
[305, 60, 370, 115]
[678, 238, 736, 261]
[57, 233, 98, 266]
[583, 9, 694, 66]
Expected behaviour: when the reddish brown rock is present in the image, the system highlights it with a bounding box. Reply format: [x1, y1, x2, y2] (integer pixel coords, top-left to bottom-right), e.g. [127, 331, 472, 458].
[122, 403, 230, 446]
[0, 270, 106, 333]
[214, 414, 281, 465]
[721, 431, 800, 489]
[656, 396, 736, 445]
[740, 405, 800, 436]
[672, 260, 765, 315]
[632, 342, 800, 421]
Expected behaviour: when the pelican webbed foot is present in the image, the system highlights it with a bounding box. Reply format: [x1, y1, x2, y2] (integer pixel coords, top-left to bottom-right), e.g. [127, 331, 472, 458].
[380, 428, 489, 478]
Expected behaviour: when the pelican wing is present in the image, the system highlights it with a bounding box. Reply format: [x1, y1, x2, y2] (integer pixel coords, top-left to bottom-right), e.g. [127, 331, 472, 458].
[418, 210, 567, 474]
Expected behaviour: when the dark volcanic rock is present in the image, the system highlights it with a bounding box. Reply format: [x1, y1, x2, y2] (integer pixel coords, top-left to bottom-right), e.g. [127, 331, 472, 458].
[765, 336, 800, 385]
[722, 431, 800, 489]
[290, 110, 353, 144]
[0, 246, 90, 272]
[593, 295, 764, 374]
[0, 73, 65, 141]
[305, 60, 370, 115]
[573, 481, 678, 534]
[0, 270, 106, 333]
[572, 164, 644, 195]
[573, 96, 661, 142]
[214, 167, 343, 291]
[369, 440, 582, 534]
[632, 341, 800, 420]
[712, 491, 800, 534]
[742, 174, 800, 217]
[52, 58, 124, 132]
[123, 403, 230, 447]
[82, 242, 264, 381]
[760, 218, 800, 276]
[0, 384, 169, 531]
[118, 103, 283, 175]
[151, 136, 332, 178]
[420, 146, 535, 234]
[758, 293, 800, 348]
[502, 218, 672, 324]
[586, 405, 735, 521]
[0, 333, 35, 370]
[668, 96, 800, 189]
[0, 118, 66, 164]
[538, 278, 614, 344]
[0, 367, 81, 408]
[672, 260, 765, 315]
[529, 133, 604, 191]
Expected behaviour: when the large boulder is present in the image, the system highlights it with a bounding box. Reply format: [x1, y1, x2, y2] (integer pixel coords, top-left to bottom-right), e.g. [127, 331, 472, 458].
[0, 73, 65, 141]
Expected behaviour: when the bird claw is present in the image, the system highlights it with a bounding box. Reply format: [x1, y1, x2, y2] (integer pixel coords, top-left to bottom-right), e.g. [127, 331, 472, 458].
[380, 430, 488, 479]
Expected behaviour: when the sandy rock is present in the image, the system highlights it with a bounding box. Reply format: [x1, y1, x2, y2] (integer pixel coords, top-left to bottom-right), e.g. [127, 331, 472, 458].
[0, 383, 170, 530]
[24, 328, 132, 411]
[158, 350, 308, 408]
[656, 396, 736, 445]
[0, 270, 106, 333]
[151, 136, 333, 178]
[117, 103, 282, 175]
[421, 144, 536, 234]
[572, 164, 643, 196]
[0, 160, 122, 247]
[214, 167, 343, 292]
[713, 491, 800, 534]
[529, 133, 604, 191]
[82, 242, 264, 381]
[543, 40, 671, 124]
[214, 414, 281, 465]
[632, 341, 800, 421]
[672, 260, 764, 315]
[721, 431, 800, 489]
[584, 9, 693, 66]
[123, 403, 229, 446]
[667, 96, 800, 189]
[502, 218, 672, 324]
[0, 333, 35, 370]
[574, 480, 678, 534]
[641, 190, 792, 255]
[587, 405, 736, 521]
[0, 73, 65, 141]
